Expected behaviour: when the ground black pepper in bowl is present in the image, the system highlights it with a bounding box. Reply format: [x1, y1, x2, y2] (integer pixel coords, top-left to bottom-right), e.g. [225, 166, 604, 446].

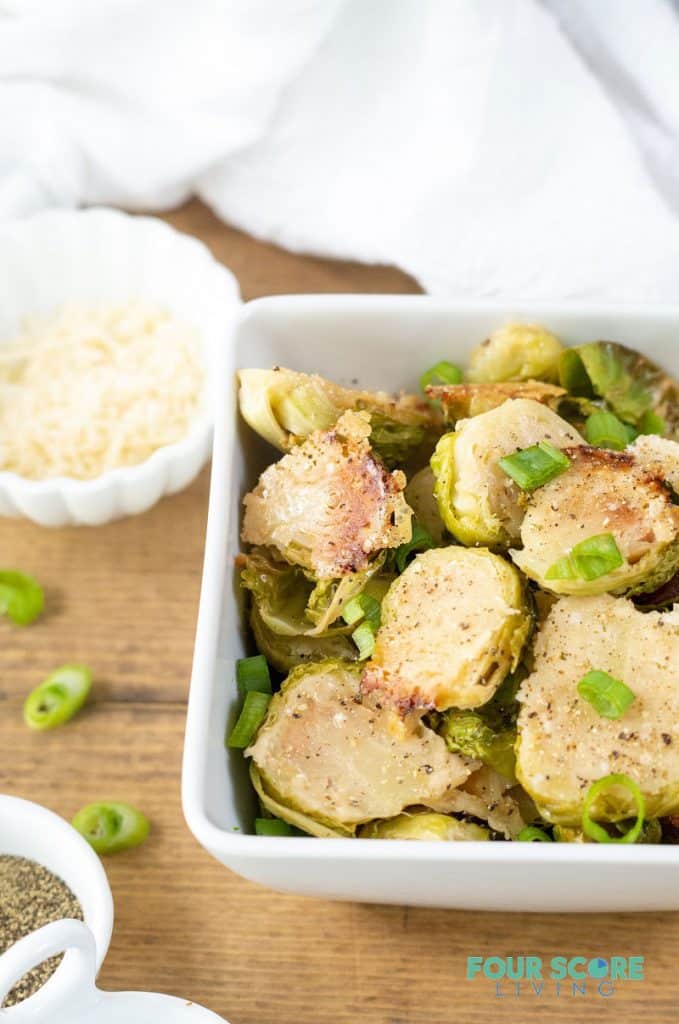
[0, 854, 83, 1007]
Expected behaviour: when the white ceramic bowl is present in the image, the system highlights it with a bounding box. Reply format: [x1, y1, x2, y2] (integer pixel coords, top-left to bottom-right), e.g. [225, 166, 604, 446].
[0, 208, 240, 526]
[0, 794, 114, 1014]
[182, 295, 679, 912]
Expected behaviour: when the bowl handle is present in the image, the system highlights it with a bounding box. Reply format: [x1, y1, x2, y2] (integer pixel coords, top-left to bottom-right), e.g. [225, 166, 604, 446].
[0, 919, 97, 1013]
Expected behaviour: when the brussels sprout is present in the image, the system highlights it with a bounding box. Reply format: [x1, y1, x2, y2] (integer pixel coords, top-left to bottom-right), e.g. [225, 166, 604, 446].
[553, 825, 587, 843]
[240, 546, 387, 639]
[467, 324, 564, 384]
[246, 660, 473, 836]
[359, 812, 489, 841]
[238, 367, 441, 466]
[438, 710, 516, 781]
[404, 466, 447, 544]
[430, 399, 583, 548]
[516, 594, 679, 825]
[242, 411, 413, 579]
[250, 605, 358, 672]
[361, 547, 531, 712]
[428, 381, 567, 423]
[559, 341, 679, 439]
[442, 766, 528, 838]
[512, 447, 679, 597]
[629, 434, 679, 493]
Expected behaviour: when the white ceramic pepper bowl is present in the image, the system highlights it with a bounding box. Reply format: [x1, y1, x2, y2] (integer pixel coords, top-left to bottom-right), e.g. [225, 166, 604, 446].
[0, 794, 114, 1014]
[0, 207, 241, 527]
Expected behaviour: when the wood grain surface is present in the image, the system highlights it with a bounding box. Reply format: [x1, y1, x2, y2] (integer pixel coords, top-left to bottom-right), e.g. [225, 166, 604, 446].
[1, 199, 678, 1024]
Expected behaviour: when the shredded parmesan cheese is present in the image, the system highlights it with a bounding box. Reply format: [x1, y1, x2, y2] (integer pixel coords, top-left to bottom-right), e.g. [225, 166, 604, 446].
[0, 301, 204, 480]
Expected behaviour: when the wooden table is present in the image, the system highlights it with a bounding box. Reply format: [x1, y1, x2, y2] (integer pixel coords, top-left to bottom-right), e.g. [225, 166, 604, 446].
[1, 200, 676, 1024]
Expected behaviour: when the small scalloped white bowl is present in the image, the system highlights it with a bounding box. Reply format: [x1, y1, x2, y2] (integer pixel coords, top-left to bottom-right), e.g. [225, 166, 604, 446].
[0, 207, 240, 527]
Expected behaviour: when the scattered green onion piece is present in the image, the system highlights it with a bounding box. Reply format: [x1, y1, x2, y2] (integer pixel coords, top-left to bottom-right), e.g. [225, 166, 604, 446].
[577, 669, 635, 720]
[546, 532, 623, 582]
[236, 655, 271, 699]
[227, 691, 271, 748]
[581, 774, 645, 844]
[0, 570, 44, 626]
[498, 441, 571, 491]
[23, 665, 92, 731]
[584, 410, 631, 451]
[342, 593, 381, 628]
[394, 521, 436, 573]
[638, 409, 666, 436]
[72, 801, 150, 854]
[352, 621, 376, 661]
[517, 826, 552, 843]
[419, 360, 463, 394]
[255, 817, 294, 836]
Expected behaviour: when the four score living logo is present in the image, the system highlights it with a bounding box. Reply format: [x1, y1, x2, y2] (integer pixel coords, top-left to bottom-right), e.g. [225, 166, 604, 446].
[467, 955, 644, 998]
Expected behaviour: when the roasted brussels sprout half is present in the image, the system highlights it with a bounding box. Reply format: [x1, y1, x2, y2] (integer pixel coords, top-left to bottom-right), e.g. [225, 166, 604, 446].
[242, 411, 413, 578]
[467, 324, 563, 384]
[250, 605, 357, 672]
[239, 546, 385, 637]
[431, 399, 583, 547]
[359, 812, 489, 841]
[512, 447, 679, 597]
[516, 594, 679, 825]
[559, 341, 679, 439]
[361, 547, 531, 712]
[238, 367, 441, 466]
[246, 661, 473, 836]
[438, 709, 516, 781]
[443, 766, 528, 838]
[428, 381, 566, 422]
[630, 434, 679, 492]
[404, 466, 446, 544]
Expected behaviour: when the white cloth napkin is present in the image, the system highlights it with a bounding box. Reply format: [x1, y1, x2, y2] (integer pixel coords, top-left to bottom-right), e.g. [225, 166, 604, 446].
[2, 0, 679, 301]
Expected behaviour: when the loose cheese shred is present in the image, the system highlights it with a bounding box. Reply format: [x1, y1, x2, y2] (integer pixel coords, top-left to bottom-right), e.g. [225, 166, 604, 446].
[0, 301, 204, 480]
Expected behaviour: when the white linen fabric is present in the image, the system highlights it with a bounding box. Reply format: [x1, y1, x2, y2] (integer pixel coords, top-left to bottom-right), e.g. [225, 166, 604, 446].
[1, 0, 679, 300]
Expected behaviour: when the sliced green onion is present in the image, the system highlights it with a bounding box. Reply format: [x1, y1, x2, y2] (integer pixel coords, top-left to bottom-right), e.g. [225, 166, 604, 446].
[352, 621, 376, 661]
[0, 570, 44, 626]
[517, 826, 552, 843]
[577, 669, 635, 720]
[255, 817, 293, 836]
[638, 409, 666, 436]
[342, 593, 381, 628]
[581, 774, 645, 844]
[72, 801, 150, 854]
[236, 655, 271, 699]
[584, 410, 631, 451]
[546, 532, 623, 582]
[227, 691, 271, 748]
[498, 441, 571, 491]
[23, 665, 92, 731]
[420, 360, 463, 394]
[394, 521, 436, 573]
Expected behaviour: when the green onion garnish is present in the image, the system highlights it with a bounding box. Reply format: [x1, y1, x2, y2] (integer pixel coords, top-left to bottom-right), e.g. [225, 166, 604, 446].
[545, 532, 624, 582]
[23, 665, 92, 731]
[577, 669, 635, 720]
[517, 826, 552, 843]
[236, 655, 271, 699]
[581, 774, 645, 844]
[498, 441, 571, 491]
[419, 361, 463, 394]
[227, 690, 271, 748]
[584, 410, 632, 451]
[352, 621, 377, 661]
[638, 409, 666, 436]
[255, 817, 293, 836]
[0, 569, 44, 626]
[342, 593, 381, 628]
[394, 521, 436, 574]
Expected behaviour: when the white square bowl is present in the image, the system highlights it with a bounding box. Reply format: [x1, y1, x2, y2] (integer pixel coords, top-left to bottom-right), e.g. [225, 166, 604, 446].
[182, 295, 679, 912]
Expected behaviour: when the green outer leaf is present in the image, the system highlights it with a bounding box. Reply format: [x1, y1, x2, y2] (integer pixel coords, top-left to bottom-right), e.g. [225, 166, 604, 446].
[359, 812, 489, 841]
[0, 570, 44, 626]
[439, 709, 517, 782]
[249, 763, 350, 838]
